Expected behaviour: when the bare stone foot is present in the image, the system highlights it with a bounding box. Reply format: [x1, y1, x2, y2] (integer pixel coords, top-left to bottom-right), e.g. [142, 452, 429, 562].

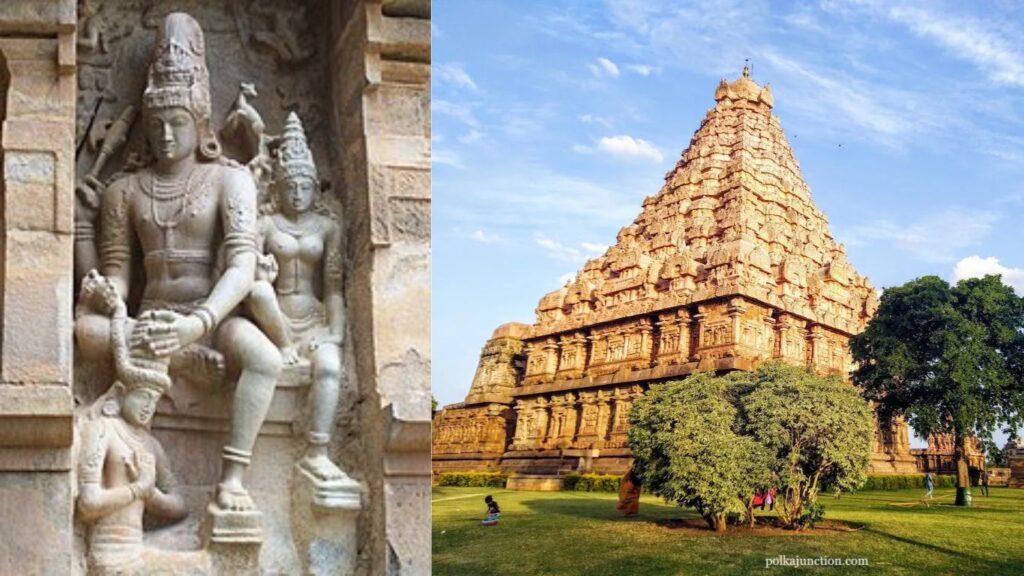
[299, 453, 346, 482]
[216, 481, 256, 511]
[173, 344, 226, 387]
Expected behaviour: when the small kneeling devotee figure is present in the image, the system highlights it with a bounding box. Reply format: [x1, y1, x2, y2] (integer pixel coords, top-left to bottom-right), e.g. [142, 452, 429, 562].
[76, 271, 189, 575]
[245, 112, 349, 482]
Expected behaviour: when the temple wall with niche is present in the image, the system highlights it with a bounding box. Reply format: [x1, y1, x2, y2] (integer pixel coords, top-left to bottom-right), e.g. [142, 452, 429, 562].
[0, 1, 430, 574]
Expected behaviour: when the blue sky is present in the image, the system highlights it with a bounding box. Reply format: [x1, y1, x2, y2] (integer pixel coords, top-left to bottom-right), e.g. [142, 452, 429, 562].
[432, 0, 1024, 448]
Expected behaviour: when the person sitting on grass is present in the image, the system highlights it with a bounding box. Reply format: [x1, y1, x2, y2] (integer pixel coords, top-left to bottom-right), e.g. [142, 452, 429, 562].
[481, 495, 501, 526]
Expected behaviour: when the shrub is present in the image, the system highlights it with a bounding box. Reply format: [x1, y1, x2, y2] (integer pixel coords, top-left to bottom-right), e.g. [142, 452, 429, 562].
[858, 474, 956, 490]
[436, 472, 508, 488]
[562, 473, 621, 492]
[630, 362, 874, 531]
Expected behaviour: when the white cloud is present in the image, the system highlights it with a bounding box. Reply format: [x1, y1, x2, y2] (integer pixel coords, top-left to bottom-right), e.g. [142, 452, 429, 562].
[597, 135, 665, 163]
[589, 57, 621, 78]
[469, 229, 503, 244]
[536, 235, 584, 262]
[760, 50, 914, 140]
[434, 161, 650, 236]
[878, 4, 1024, 87]
[598, 57, 620, 77]
[432, 149, 464, 169]
[837, 208, 998, 263]
[952, 256, 1024, 294]
[435, 63, 480, 91]
[626, 64, 657, 76]
[433, 99, 480, 127]
[557, 272, 577, 286]
[572, 144, 593, 154]
[579, 113, 614, 128]
[458, 130, 485, 144]
[534, 235, 611, 264]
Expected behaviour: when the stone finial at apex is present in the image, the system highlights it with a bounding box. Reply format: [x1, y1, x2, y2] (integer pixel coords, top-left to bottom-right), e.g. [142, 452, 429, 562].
[714, 64, 774, 108]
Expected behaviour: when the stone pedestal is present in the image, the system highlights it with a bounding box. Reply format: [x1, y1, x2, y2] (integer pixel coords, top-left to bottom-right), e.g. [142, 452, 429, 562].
[203, 504, 264, 574]
[291, 465, 362, 575]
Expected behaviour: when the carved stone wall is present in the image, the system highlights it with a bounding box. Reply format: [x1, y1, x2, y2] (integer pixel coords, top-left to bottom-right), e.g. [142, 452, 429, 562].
[433, 68, 911, 480]
[0, 2, 77, 574]
[328, 1, 430, 575]
[911, 434, 985, 475]
[464, 323, 527, 405]
[0, 1, 429, 574]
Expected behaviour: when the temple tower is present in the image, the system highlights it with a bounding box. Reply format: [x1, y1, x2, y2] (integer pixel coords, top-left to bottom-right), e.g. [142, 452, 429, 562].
[433, 67, 917, 478]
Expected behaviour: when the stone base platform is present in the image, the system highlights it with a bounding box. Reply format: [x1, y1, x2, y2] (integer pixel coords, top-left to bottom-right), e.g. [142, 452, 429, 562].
[506, 474, 564, 491]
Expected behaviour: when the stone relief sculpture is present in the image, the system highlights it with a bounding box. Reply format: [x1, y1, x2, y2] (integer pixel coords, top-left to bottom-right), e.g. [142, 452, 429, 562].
[245, 111, 353, 485]
[75, 271, 203, 574]
[75, 12, 280, 514]
[0, 0, 430, 572]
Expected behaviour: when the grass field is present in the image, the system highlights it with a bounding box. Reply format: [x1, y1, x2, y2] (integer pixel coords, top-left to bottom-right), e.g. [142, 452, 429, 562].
[432, 486, 1024, 575]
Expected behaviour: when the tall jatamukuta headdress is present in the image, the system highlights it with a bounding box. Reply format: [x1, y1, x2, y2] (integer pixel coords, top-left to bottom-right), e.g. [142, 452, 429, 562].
[273, 112, 318, 183]
[143, 12, 220, 159]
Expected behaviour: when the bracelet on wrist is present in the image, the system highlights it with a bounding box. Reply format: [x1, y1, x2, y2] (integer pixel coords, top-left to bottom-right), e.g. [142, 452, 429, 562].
[192, 305, 219, 335]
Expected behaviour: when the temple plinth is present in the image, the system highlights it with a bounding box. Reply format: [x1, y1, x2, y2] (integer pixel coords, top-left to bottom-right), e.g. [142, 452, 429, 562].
[433, 68, 917, 478]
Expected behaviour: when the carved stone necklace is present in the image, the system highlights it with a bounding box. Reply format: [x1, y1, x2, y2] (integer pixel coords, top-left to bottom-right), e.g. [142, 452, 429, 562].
[144, 165, 203, 231]
[272, 212, 321, 238]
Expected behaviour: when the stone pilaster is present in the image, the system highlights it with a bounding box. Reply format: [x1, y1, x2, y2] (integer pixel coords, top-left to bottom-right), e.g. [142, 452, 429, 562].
[0, 3, 76, 574]
[330, 1, 430, 573]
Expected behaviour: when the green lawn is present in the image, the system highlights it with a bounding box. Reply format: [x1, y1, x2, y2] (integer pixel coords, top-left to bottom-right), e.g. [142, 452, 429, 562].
[432, 486, 1024, 575]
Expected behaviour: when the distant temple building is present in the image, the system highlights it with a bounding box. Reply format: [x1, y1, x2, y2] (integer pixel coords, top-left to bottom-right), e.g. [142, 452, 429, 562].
[912, 435, 985, 475]
[1004, 437, 1024, 487]
[433, 67, 918, 478]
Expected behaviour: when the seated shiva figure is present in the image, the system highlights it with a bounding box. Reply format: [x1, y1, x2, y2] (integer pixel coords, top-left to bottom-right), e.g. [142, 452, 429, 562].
[246, 112, 348, 481]
[75, 13, 281, 512]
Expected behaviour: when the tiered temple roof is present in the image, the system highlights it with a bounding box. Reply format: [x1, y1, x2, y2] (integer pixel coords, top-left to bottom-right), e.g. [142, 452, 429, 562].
[531, 65, 877, 339]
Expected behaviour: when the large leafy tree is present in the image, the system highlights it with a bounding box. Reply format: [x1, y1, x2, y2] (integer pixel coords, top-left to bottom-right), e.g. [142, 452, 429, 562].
[733, 363, 873, 528]
[629, 363, 872, 531]
[851, 275, 1024, 506]
[628, 373, 772, 532]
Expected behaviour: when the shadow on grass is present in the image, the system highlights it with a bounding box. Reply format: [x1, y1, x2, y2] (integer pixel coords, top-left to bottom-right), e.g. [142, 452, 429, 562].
[861, 526, 978, 560]
[519, 493, 693, 524]
[859, 526, 1024, 576]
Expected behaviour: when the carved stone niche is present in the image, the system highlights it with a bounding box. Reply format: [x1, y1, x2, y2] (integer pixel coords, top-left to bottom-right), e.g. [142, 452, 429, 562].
[68, 2, 431, 575]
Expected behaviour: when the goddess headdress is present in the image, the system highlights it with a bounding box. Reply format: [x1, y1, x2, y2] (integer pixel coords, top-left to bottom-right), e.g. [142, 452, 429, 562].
[273, 112, 318, 184]
[143, 12, 220, 159]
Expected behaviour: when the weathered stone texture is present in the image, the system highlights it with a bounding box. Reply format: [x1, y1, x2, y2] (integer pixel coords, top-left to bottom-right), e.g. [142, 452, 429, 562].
[0, 0, 429, 573]
[0, 4, 77, 573]
[331, 0, 430, 573]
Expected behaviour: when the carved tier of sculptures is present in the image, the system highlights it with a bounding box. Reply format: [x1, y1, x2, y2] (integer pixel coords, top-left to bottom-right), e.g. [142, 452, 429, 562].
[72, 12, 358, 573]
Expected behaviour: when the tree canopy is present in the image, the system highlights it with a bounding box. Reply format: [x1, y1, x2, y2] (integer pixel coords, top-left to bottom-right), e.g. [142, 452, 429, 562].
[733, 363, 873, 527]
[850, 274, 1024, 504]
[629, 362, 873, 530]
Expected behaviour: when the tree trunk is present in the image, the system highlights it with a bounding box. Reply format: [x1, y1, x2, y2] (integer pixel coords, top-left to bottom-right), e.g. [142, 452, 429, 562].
[781, 486, 802, 528]
[705, 513, 727, 532]
[954, 432, 972, 507]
